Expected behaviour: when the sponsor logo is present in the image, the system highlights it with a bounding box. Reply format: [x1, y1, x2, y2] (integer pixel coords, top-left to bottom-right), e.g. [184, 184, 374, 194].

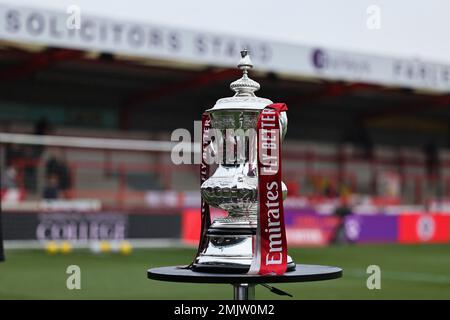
[416, 215, 435, 241]
[264, 181, 283, 265]
[311, 48, 371, 76]
[36, 213, 127, 242]
[286, 228, 325, 245]
[311, 49, 326, 69]
[393, 60, 450, 88]
[345, 218, 361, 241]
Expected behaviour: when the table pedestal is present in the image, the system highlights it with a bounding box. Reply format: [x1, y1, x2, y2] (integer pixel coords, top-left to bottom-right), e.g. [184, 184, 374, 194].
[148, 264, 342, 300]
[233, 283, 255, 300]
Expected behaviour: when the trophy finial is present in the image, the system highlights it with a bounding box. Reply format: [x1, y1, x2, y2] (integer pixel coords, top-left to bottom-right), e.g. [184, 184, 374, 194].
[230, 49, 260, 96]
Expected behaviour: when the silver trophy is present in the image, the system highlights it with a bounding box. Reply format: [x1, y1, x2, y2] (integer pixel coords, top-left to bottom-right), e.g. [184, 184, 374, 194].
[193, 50, 295, 273]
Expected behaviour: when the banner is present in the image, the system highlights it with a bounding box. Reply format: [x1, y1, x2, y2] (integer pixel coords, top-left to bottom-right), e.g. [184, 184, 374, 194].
[1, 211, 181, 241]
[344, 215, 398, 243]
[1, 3, 450, 92]
[398, 213, 450, 243]
[285, 209, 339, 246]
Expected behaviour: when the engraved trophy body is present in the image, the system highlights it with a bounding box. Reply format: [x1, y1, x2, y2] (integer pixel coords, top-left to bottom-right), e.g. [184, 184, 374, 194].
[193, 50, 295, 273]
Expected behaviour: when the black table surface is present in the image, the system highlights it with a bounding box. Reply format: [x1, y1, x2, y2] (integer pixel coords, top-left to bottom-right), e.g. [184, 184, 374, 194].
[147, 264, 342, 284]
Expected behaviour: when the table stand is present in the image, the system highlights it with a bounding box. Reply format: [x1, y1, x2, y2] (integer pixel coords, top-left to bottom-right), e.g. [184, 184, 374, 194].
[233, 283, 255, 300]
[148, 264, 342, 300]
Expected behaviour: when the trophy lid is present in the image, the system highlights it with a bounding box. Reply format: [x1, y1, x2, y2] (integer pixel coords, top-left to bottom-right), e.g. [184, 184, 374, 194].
[206, 49, 273, 112]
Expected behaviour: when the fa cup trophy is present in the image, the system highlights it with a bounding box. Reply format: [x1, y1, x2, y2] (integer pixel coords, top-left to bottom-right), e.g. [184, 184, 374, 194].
[192, 50, 295, 274]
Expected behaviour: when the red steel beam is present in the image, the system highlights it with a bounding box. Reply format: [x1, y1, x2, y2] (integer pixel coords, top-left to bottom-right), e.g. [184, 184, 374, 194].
[285, 81, 381, 106]
[285, 78, 450, 124]
[0, 48, 84, 82]
[119, 68, 241, 129]
[122, 68, 240, 108]
[362, 94, 450, 122]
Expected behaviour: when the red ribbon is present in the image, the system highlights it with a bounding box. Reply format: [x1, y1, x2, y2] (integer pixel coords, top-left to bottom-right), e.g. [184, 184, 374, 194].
[198, 113, 212, 254]
[189, 113, 212, 268]
[249, 103, 288, 275]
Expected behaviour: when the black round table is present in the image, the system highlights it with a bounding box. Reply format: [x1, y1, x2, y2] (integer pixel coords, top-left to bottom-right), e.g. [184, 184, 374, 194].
[147, 264, 342, 300]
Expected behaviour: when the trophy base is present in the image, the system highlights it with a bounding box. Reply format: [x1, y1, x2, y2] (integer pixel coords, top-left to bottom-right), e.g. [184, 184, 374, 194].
[192, 260, 297, 274]
[192, 226, 296, 274]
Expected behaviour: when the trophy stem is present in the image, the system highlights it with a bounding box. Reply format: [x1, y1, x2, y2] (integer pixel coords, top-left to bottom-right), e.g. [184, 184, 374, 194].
[233, 283, 255, 300]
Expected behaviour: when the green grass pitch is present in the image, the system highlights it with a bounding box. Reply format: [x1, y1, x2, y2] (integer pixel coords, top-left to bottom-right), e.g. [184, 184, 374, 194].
[1, 244, 449, 299]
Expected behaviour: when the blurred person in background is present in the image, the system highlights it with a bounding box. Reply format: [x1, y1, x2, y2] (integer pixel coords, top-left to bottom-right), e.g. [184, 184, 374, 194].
[330, 184, 352, 244]
[322, 178, 338, 198]
[45, 148, 72, 199]
[0, 167, 12, 263]
[0, 212, 4, 262]
[42, 173, 60, 200]
[0, 167, 6, 262]
[1, 166, 17, 190]
[1, 165, 22, 203]
[24, 118, 53, 193]
[423, 140, 441, 200]
[33, 117, 52, 157]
